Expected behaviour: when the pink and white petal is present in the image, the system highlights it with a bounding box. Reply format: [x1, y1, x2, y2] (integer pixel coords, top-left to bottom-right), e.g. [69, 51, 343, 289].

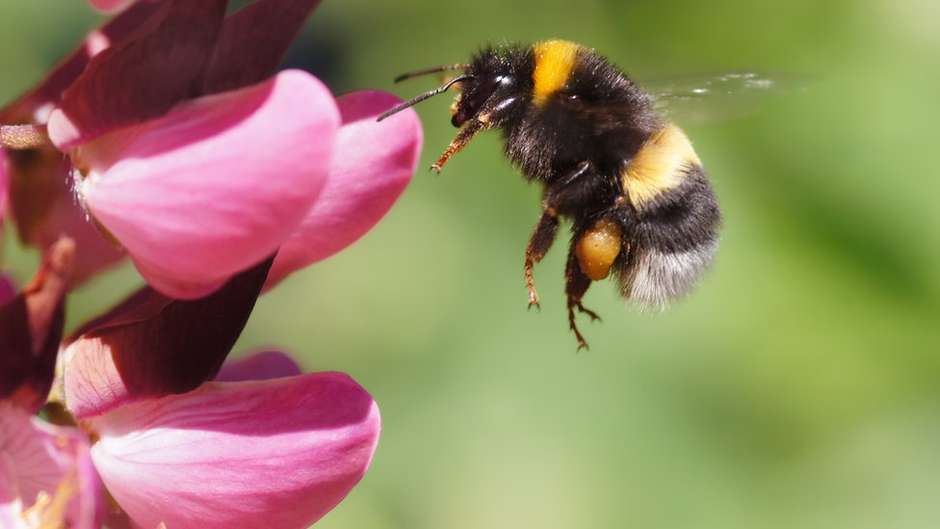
[77, 70, 338, 299]
[61, 335, 127, 420]
[0, 403, 102, 529]
[215, 350, 303, 382]
[91, 373, 381, 529]
[266, 91, 422, 288]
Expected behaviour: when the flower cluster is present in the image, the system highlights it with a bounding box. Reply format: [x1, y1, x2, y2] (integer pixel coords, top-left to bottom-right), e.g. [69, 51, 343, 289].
[1, 1, 421, 528]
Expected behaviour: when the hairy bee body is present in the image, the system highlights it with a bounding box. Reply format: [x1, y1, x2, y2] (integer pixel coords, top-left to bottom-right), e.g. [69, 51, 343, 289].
[384, 39, 721, 348]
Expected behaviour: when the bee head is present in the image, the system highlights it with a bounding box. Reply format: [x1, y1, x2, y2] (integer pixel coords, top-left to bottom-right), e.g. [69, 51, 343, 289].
[451, 49, 524, 127]
[377, 45, 530, 172]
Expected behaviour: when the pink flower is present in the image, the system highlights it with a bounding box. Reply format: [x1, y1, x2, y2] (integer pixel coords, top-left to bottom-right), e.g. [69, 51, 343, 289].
[2, 3, 420, 527]
[58, 254, 380, 529]
[64, 284, 381, 529]
[4, 0, 421, 297]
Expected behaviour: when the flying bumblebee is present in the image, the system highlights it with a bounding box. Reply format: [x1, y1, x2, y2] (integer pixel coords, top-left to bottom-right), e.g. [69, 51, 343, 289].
[379, 40, 730, 349]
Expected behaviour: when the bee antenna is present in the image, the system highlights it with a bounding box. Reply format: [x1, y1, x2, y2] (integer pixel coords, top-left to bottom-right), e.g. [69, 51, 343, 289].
[377, 75, 472, 122]
[393, 64, 470, 83]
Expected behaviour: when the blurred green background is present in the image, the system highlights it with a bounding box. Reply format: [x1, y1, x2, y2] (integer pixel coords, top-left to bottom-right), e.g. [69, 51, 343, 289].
[3, 0, 940, 528]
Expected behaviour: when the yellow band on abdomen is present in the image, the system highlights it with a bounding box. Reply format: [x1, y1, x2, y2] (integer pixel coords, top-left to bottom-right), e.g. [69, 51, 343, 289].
[623, 124, 701, 206]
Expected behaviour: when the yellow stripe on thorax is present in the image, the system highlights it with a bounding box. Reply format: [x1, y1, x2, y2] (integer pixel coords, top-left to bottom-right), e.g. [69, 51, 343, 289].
[532, 40, 580, 106]
[623, 124, 701, 206]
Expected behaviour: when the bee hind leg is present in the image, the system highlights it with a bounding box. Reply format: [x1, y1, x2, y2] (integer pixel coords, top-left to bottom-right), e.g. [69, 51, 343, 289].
[565, 250, 601, 351]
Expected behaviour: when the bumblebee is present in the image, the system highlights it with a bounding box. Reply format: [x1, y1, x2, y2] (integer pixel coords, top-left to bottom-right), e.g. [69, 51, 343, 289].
[379, 40, 721, 349]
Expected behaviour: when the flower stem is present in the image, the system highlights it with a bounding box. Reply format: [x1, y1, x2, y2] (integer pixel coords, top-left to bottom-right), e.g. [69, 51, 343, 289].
[0, 124, 51, 149]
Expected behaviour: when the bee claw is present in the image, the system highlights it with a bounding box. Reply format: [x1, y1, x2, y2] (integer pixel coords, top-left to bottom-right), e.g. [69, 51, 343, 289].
[575, 302, 601, 322]
[526, 286, 541, 311]
[567, 303, 593, 350]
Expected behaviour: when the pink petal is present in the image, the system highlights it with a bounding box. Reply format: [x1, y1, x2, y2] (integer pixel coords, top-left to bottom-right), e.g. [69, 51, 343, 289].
[215, 350, 303, 382]
[266, 91, 422, 287]
[64, 260, 271, 420]
[91, 373, 381, 529]
[0, 403, 103, 529]
[50, 0, 229, 148]
[203, 0, 323, 94]
[74, 70, 338, 299]
[88, 0, 137, 13]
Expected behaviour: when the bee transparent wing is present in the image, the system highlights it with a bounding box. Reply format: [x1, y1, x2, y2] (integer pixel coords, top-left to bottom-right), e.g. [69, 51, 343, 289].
[640, 72, 806, 125]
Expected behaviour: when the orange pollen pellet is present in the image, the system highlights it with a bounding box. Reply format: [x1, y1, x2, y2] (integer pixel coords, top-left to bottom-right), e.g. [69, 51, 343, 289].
[575, 219, 623, 280]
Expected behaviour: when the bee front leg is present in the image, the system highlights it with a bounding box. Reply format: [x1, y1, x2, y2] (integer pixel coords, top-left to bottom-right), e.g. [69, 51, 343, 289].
[524, 208, 559, 310]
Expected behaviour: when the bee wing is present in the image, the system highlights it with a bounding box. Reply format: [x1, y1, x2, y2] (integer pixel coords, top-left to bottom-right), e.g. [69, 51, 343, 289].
[640, 72, 807, 125]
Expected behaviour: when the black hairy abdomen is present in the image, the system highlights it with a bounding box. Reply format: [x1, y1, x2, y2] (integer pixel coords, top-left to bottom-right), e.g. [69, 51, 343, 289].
[631, 165, 721, 254]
